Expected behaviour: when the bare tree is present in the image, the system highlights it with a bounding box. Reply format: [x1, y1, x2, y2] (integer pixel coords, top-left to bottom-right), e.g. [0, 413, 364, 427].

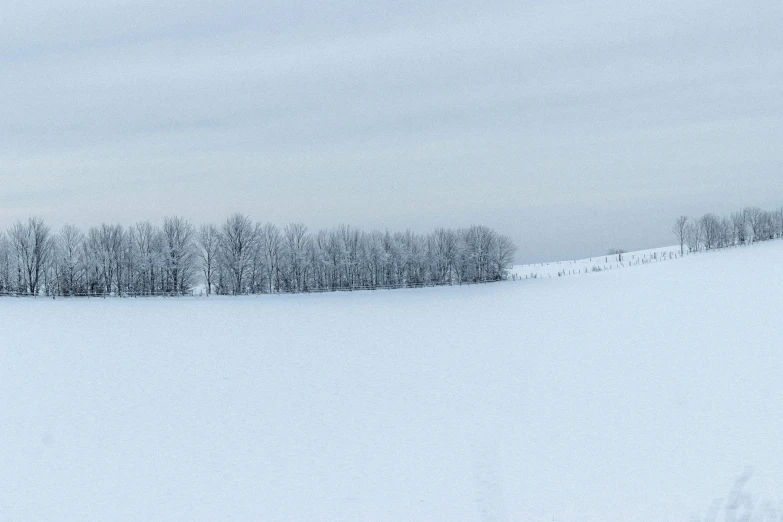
[0, 232, 12, 293]
[699, 213, 721, 250]
[672, 216, 688, 256]
[775, 208, 783, 239]
[744, 207, 764, 243]
[247, 222, 267, 294]
[87, 223, 125, 294]
[10, 217, 52, 295]
[132, 221, 158, 295]
[260, 223, 282, 293]
[429, 228, 457, 283]
[491, 234, 516, 280]
[282, 223, 310, 292]
[462, 225, 497, 282]
[685, 221, 701, 253]
[162, 216, 196, 294]
[57, 224, 85, 295]
[197, 224, 219, 296]
[219, 213, 258, 295]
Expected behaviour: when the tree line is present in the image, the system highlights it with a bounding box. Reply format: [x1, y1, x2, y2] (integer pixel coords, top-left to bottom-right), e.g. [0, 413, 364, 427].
[672, 206, 783, 255]
[0, 215, 516, 297]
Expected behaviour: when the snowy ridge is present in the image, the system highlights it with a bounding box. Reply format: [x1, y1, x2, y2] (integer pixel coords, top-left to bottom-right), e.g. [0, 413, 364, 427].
[512, 244, 695, 279]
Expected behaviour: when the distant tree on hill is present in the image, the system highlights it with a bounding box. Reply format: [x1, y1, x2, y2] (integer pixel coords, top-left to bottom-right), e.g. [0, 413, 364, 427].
[744, 207, 764, 243]
[685, 222, 701, 253]
[699, 214, 722, 250]
[731, 211, 748, 245]
[672, 216, 688, 256]
[673, 203, 782, 254]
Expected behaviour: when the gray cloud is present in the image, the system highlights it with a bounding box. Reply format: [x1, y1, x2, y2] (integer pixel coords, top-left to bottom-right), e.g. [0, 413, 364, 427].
[2, 0, 782, 261]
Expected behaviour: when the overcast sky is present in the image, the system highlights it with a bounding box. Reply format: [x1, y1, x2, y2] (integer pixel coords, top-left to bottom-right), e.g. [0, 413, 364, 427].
[2, 0, 781, 261]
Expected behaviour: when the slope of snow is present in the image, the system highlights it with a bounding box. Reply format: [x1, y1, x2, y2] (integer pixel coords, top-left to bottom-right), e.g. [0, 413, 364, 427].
[2, 241, 782, 521]
[510, 244, 685, 279]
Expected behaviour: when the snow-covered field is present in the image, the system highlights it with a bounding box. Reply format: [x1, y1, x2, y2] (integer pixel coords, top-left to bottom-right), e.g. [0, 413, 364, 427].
[2, 241, 782, 521]
[510, 244, 684, 279]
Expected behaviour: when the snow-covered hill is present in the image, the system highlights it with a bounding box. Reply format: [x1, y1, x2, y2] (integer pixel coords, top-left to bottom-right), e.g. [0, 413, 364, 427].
[2, 241, 782, 521]
[510, 244, 684, 279]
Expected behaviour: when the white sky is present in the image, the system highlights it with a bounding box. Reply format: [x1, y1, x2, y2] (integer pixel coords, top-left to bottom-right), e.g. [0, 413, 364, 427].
[2, 0, 782, 261]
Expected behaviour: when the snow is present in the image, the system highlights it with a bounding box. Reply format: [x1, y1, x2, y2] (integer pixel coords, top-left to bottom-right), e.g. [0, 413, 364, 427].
[2, 241, 783, 521]
[510, 244, 685, 279]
